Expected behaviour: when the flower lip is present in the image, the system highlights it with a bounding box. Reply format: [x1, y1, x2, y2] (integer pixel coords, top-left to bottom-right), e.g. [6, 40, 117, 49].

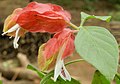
[2, 24, 21, 49]
[2, 24, 20, 36]
[54, 41, 71, 81]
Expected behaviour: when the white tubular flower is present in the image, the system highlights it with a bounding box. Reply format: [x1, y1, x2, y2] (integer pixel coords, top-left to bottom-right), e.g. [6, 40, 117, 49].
[54, 42, 71, 82]
[2, 24, 21, 49]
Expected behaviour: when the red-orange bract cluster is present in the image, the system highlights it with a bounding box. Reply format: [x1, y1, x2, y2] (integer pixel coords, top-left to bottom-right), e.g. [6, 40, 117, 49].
[2, 2, 75, 81]
[3, 2, 71, 35]
[38, 28, 75, 71]
[44, 28, 75, 59]
[17, 2, 71, 33]
[38, 28, 75, 81]
[3, 8, 26, 37]
[2, 2, 71, 48]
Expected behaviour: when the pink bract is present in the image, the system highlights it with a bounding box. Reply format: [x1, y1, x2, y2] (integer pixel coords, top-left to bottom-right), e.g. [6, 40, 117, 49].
[17, 2, 71, 33]
[44, 28, 75, 59]
[3, 8, 26, 37]
[38, 28, 75, 71]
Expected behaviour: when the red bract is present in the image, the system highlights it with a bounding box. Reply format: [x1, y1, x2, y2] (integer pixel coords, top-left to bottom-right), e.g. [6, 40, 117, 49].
[2, 2, 71, 48]
[3, 8, 26, 37]
[44, 28, 75, 60]
[38, 28, 75, 71]
[38, 28, 74, 81]
[17, 2, 71, 33]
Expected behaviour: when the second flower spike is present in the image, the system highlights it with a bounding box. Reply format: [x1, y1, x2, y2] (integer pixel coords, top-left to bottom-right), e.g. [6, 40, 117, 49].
[38, 28, 75, 81]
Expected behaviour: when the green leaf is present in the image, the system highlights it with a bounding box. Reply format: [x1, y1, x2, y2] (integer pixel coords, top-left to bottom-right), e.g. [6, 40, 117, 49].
[0, 80, 2, 84]
[40, 71, 54, 84]
[75, 26, 119, 80]
[115, 74, 120, 84]
[119, 44, 120, 49]
[44, 77, 80, 84]
[92, 70, 110, 84]
[80, 12, 111, 25]
[27, 64, 44, 78]
[81, 12, 94, 21]
[95, 16, 111, 22]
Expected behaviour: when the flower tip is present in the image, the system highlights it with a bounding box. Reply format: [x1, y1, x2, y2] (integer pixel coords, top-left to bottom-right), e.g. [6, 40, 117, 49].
[68, 77, 71, 81]
[1, 32, 7, 36]
[13, 36, 20, 49]
[53, 72, 59, 82]
[9, 36, 12, 39]
[13, 43, 19, 49]
[53, 78, 57, 82]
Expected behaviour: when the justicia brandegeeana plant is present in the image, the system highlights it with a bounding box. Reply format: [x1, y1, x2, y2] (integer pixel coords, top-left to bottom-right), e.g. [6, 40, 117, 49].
[2, 1, 120, 84]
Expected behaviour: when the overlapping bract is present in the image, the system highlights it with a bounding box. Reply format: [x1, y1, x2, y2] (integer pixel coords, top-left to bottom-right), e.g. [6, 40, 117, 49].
[17, 2, 71, 33]
[2, 2, 71, 48]
[3, 2, 71, 34]
[38, 29, 75, 81]
[38, 28, 75, 71]
[2, 2, 74, 82]
[3, 8, 26, 37]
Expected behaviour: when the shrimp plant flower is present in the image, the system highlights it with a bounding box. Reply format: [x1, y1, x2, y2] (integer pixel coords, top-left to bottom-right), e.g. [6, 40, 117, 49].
[2, 1, 74, 82]
[2, 2, 71, 48]
[38, 28, 75, 81]
[2, 1, 119, 84]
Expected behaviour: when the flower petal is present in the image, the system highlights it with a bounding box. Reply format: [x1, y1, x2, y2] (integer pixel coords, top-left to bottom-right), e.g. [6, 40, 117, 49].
[60, 64, 71, 81]
[13, 27, 20, 49]
[2, 24, 20, 36]
[54, 59, 64, 82]
[3, 8, 27, 37]
[54, 41, 68, 81]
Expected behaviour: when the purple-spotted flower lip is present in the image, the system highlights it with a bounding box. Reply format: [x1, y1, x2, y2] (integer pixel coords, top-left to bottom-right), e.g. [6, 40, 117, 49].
[54, 41, 71, 81]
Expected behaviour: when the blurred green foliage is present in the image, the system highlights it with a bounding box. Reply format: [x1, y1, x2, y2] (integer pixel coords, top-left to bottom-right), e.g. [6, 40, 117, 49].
[109, 11, 120, 21]
[84, 0, 98, 3]
[84, 0, 120, 4]
[107, 0, 120, 4]
[45, 0, 120, 11]
[46, 0, 72, 6]
[82, 0, 97, 11]
[46, 0, 120, 5]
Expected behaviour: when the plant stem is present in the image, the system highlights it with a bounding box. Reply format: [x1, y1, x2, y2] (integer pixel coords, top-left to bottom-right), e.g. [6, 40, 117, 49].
[40, 71, 54, 84]
[68, 22, 79, 30]
[118, 64, 120, 68]
[80, 20, 85, 27]
[116, 73, 120, 80]
[65, 59, 84, 66]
